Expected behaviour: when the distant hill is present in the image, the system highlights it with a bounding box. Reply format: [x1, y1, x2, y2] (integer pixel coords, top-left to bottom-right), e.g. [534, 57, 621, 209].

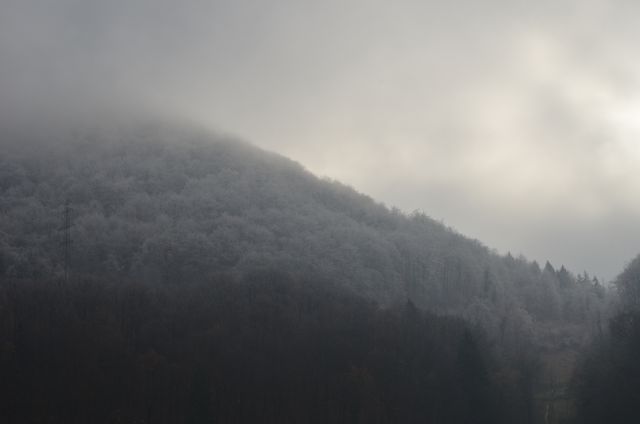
[0, 123, 605, 346]
[0, 122, 613, 423]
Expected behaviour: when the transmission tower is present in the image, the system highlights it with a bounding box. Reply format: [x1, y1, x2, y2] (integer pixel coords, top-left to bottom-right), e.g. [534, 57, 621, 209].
[63, 200, 71, 282]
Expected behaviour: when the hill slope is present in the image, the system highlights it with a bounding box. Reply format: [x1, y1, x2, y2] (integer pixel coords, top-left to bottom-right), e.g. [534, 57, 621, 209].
[0, 124, 605, 341]
[0, 122, 613, 423]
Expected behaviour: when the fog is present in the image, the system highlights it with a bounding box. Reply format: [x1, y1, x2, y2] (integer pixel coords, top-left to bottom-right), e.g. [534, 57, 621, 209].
[2, 0, 640, 280]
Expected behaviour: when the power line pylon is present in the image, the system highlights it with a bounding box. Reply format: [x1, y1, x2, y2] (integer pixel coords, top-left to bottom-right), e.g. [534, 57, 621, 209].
[63, 200, 71, 282]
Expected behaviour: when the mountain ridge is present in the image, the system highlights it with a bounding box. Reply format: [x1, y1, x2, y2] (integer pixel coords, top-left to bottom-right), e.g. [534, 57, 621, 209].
[0, 123, 605, 335]
[0, 121, 612, 423]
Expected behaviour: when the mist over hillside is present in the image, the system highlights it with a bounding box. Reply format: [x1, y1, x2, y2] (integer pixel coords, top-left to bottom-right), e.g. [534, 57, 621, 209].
[0, 122, 613, 423]
[0, 123, 606, 318]
[3, 1, 640, 422]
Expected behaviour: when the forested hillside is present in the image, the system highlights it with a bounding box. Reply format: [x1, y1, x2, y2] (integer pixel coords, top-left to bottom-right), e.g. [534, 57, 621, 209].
[0, 124, 609, 423]
[0, 125, 606, 325]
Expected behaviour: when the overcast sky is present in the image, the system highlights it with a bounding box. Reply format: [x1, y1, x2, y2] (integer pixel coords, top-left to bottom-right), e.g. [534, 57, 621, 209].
[2, 0, 640, 281]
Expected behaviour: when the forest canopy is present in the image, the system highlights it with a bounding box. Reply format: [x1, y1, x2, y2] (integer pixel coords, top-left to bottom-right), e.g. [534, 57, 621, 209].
[0, 124, 613, 423]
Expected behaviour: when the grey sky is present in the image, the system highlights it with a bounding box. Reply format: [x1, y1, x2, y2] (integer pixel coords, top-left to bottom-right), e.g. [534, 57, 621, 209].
[2, 0, 639, 280]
